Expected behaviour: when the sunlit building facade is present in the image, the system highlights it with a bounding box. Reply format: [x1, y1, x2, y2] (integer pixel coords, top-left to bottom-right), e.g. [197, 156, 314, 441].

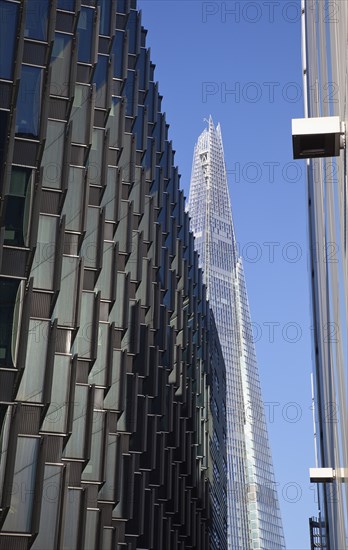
[0, 1, 227, 548]
[301, 1, 348, 548]
[188, 118, 285, 549]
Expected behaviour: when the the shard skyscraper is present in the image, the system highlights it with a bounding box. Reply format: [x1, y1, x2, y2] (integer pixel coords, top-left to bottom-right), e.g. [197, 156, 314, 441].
[187, 117, 285, 549]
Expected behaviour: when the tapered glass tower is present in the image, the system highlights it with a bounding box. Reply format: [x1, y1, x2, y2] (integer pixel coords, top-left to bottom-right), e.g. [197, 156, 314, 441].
[188, 117, 285, 549]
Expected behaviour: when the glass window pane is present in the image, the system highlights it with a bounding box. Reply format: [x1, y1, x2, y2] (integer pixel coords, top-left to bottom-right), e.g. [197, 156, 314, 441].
[63, 385, 88, 458]
[0, 278, 20, 367]
[63, 167, 84, 231]
[101, 167, 118, 221]
[16, 320, 50, 402]
[62, 489, 82, 550]
[136, 48, 147, 91]
[41, 120, 65, 189]
[41, 356, 70, 433]
[106, 97, 122, 148]
[125, 70, 135, 116]
[11, 281, 24, 369]
[110, 272, 126, 327]
[31, 215, 58, 290]
[84, 510, 99, 550]
[0, 111, 8, 172]
[88, 129, 104, 184]
[4, 168, 32, 246]
[77, 7, 93, 63]
[82, 411, 104, 481]
[95, 242, 114, 300]
[104, 350, 123, 411]
[88, 323, 108, 386]
[24, 0, 48, 41]
[0, 406, 12, 502]
[81, 207, 99, 268]
[2, 437, 39, 532]
[50, 33, 72, 97]
[52, 256, 79, 327]
[57, 0, 74, 10]
[72, 292, 94, 360]
[71, 84, 89, 144]
[99, 434, 117, 501]
[93, 55, 108, 108]
[97, 0, 110, 35]
[127, 10, 137, 54]
[31, 465, 63, 550]
[16, 66, 43, 137]
[112, 31, 124, 78]
[0, 1, 18, 79]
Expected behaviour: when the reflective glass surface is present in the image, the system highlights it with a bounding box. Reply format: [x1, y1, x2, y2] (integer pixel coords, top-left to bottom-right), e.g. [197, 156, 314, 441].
[0, 278, 20, 367]
[77, 7, 93, 63]
[57, 0, 74, 10]
[2, 437, 40, 532]
[16, 65, 43, 136]
[112, 31, 124, 78]
[97, 0, 110, 35]
[24, 0, 49, 40]
[50, 32, 72, 97]
[4, 168, 32, 246]
[0, 1, 18, 79]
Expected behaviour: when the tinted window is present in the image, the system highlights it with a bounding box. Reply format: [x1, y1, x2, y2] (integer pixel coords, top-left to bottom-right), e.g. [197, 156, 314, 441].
[124, 70, 135, 116]
[77, 7, 94, 63]
[24, 0, 49, 41]
[93, 54, 108, 107]
[16, 66, 43, 137]
[112, 31, 124, 78]
[50, 33, 72, 97]
[97, 0, 110, 35]
[57, 0, 74, 10]
[0, 278, 20, 367]
[116, 0, 127, 13]
[127, 10, 137, 54]
[0, 110, 8, 172]
[4, 169, 32, 246]
[0, 1, 18, 79]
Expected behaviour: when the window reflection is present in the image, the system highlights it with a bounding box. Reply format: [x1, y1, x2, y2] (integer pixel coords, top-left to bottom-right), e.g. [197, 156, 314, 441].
[57, 0, 74, 10]
[97, 0, 110, 36]
[71, 85, 89, 144]
[31, 215, 58, 290]
[0, 1, 18, 79]
[16, 66, 43, 137]
[2, 437, 39, 532]
[50, 33, 72, 97]
[24, 0, 49, 41]
[16, 320, 50, 402]
[77, 7, 94, 63]
[31, 466, 63, 550]
[0, 406, 11, 503]
[127, 10, 137, 54]
[4, 168, 32, 246]
[93, 55, 108, 108]
[0, 278, 21, 367]
[124, 70, 135, 116]
[112, 31, 124, 78]
[41, 120, 65, 189]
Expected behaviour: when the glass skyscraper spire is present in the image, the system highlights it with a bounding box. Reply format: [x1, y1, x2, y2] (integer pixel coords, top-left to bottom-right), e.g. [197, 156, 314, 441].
[188, 117, 285, 549]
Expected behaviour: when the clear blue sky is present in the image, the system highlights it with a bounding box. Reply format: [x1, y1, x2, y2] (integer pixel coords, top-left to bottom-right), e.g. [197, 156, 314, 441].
[138, 1, 316, 548]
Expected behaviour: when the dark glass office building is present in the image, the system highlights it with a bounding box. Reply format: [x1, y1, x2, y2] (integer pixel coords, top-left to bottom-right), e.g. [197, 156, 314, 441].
[0, 1, 227, 548]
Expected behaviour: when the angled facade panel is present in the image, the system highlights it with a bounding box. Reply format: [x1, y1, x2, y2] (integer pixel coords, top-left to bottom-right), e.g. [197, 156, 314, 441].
[0, 1, 227, 548]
